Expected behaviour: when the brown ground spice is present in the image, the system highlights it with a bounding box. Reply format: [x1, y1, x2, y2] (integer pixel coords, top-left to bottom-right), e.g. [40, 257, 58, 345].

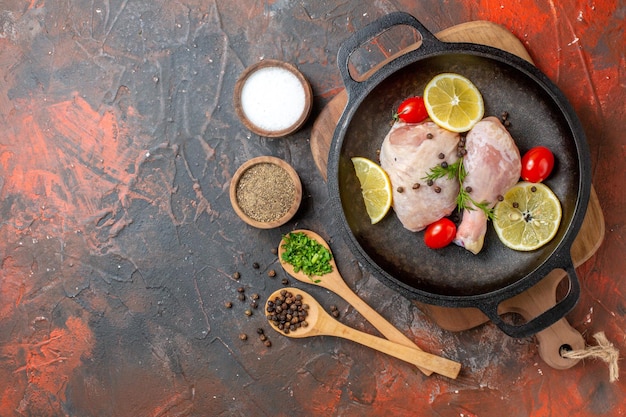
[236, 162, 295, 222]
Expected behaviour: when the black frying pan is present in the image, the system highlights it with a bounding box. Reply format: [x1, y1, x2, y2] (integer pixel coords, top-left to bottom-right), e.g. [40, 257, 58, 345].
[327, 12, 591, 338]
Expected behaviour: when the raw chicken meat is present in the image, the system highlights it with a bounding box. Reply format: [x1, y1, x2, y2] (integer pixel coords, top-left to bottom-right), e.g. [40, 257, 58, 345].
[379, 121, 461, 232]
[454, 116, 521, 254]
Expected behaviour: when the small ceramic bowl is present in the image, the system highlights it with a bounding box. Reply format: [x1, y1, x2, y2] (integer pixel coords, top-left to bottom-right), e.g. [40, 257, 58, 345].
[233, 60, 313, 137]
[230, 156, 302, 229]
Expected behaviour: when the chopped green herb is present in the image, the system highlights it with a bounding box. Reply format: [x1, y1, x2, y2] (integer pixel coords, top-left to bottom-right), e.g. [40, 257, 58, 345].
[422, 157, 495, 220]
[281, 232, 333, 282]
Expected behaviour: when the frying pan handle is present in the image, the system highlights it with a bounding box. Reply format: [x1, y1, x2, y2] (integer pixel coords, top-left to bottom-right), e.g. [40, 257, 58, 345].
[337, 12, 440, 94]
[482, 261, 581, 339]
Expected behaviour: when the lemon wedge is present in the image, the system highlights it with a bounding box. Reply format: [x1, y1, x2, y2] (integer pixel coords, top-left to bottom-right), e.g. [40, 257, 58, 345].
[351, 157, 393, 224]
[493, 182, 562, 251]
[423, 73, 484, 132]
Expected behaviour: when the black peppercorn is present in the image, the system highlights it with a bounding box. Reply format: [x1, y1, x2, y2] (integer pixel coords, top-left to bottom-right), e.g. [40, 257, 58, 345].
[513, 202, 519, 208]
[267, 269, 276, 277]
[531, 186, 537, 192]
[438, 153, 445, 159]
[465, 186, 473, 193]
[281, 278, 289, 285]
[237, 286, 245, 293]
[426, 133, 433, 139]
[244, 309, 252, 317]
[412, 183, 420, 189]
[427, 179, 434, 187]
[239, 333, 248, 341]
[434, 186, 442, 193]
[497, 195, 504, 201]
[237, 293, 246, 302]
[397, 186, 404, 193]
[252, 262, 260, 269]
[441, 161, 448, 169]
[264, 340, 272, 347]
[232, 271, 241, 280]
[224, 301, 233, 309]
[256, 328, 264, 335]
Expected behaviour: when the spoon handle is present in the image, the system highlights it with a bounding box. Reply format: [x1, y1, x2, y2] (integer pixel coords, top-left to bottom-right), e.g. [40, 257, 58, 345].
[321, 314, 461, 379]
[325, 274, 434, 376]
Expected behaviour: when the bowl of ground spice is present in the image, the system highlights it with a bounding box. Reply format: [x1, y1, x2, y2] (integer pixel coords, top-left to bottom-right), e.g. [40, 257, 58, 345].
[233, 59, 313, 137]
[230, 156, 302, 229]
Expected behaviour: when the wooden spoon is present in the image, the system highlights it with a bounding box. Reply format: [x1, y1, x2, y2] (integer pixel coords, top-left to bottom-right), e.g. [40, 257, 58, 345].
[265, 288, 461, 379]
[278, 229, 433, 376]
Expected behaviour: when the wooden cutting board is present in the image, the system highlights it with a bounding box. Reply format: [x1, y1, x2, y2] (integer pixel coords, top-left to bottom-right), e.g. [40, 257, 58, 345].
[309, 21, 605, 370]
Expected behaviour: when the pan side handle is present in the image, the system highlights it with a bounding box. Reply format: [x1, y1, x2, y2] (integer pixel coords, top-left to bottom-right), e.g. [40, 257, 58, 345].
[480, 261, 581, 339]
[336, 11, 439, 96]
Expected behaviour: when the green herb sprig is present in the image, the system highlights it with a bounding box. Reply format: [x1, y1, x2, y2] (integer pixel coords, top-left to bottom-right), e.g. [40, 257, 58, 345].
[422, 157, 495, 220]
[281, 232, 333, 282]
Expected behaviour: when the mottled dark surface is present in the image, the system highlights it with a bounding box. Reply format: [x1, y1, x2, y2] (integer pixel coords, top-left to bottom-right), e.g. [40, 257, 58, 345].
[1, 1, 625, 416]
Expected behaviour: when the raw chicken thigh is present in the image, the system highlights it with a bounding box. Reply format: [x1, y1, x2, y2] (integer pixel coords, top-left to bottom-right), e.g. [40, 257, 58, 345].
[454, 116, 521, 254]
[380, 121, 461, 232]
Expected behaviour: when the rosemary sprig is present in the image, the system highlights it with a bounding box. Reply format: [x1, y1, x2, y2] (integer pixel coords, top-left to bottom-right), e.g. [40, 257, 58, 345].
[422, 157, 495, 220]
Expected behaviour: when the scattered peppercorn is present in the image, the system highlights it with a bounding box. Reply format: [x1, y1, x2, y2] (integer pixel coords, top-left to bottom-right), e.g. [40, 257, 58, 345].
[441, 161, 448, 169]
[259, 334, 267, 341]
[237, 286, 245, 293]
[427, 179, 434, 186]
[438, 153, 445, 159]
[238, 293, 246, 302]
[239, 333, 248, 341]
[397, 186, 404, 193]
[250, 301, 258, 309]
[267, 269, 276, 277]
[264, 340, 272, 347]
[256, 328, 264, 335]
[251, 293, 260, 300]
[244, 309, 252, 317]
[232, 271, 241, 280]
[224, 301, 233, 309]
[252, 262, 260, 269]
[271, 248, 278, 255]
[412, 183, 420, 189]
[281, 278, 289, 286]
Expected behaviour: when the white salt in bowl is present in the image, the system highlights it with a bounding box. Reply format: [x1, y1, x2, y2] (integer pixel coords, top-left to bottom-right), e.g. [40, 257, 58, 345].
[234, 60, 313, 137]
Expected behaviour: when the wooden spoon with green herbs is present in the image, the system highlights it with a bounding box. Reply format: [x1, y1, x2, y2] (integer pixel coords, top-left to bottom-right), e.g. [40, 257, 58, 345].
[265, 288, 461, 379]
[279, 229, 441, 376]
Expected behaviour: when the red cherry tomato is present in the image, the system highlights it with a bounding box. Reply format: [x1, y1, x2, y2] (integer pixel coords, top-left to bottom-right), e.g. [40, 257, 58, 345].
[521, 146, 555, 183]
[394, 96, 428, 123]
[424, 218, 457, 249]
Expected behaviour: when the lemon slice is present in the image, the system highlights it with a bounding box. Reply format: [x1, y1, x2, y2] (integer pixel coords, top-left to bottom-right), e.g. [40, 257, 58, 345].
[493, 182, 562, 251]
[351, 157, 393, 224]
[423, 73, 485, 132]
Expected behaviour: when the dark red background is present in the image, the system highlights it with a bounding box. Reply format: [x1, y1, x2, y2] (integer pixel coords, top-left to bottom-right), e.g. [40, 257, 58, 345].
[1, 1, 624, 416]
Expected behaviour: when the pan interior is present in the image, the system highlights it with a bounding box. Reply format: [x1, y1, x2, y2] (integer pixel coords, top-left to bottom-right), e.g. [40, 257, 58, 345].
[336, 53, 581, 297]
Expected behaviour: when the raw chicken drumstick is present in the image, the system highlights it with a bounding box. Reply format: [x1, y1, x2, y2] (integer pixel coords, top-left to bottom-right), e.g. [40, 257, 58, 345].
[454, 116, 521, 254]
[380, 121, 461, 232]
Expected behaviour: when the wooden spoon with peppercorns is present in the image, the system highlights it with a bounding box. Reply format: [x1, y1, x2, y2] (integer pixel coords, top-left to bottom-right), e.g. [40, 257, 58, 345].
[279, 229, 440, 377]
[265, 288, 460, 379]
